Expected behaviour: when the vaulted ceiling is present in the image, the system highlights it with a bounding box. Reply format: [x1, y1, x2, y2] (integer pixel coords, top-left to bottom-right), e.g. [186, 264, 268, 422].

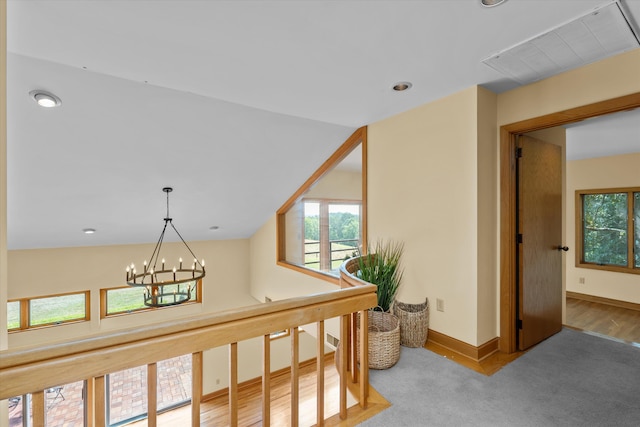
[6, 0, 640, 249]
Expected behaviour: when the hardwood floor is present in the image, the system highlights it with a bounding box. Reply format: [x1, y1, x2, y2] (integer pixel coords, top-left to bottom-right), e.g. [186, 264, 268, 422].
[130, 353, 388, 426]
[565, 296, 640, 344]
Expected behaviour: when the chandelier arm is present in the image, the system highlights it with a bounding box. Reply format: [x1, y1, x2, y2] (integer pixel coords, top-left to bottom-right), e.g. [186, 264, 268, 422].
[169, 221, 204, 268]
[147, 220, 169, 274]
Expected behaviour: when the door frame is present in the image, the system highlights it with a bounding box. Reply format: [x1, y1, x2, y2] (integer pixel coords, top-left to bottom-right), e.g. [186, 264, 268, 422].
[499, 92, 640, 353]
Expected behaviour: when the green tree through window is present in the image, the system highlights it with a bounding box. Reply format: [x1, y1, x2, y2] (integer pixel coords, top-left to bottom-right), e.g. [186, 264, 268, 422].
[583, 193, 628, 266]
[577, 188, 639, 274]
[304, 200, 361, 273]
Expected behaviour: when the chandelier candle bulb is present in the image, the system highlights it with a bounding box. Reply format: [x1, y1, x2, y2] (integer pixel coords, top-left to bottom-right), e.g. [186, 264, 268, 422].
[173, 267, 176, 281]
[179, 258, 183, 269]
[162, 258, 165, 270]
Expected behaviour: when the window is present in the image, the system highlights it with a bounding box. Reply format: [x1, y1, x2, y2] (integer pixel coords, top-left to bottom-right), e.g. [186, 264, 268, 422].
[303, 200, 361, 272]
[8, 380, 86, 427]
[7, 291, 90, 331]
[576, 187, 639, 274]
[277, 127, 367, 283]
[101, 280, 201, 318]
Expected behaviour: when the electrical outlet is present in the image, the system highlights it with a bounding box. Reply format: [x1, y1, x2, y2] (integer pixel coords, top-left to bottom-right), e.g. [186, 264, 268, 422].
[579, 277, 585, 284]
[216, 378, 220, 385]
[436, 298, 444, 312]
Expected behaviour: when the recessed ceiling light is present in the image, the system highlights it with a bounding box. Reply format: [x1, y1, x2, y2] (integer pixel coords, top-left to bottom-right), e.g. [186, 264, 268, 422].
[209, 226, 220, 231]
[480, 0, 507, 7]
[82, 228, 96, 234]
[29, 90, 62, 108]
[392, 82, 412, 92]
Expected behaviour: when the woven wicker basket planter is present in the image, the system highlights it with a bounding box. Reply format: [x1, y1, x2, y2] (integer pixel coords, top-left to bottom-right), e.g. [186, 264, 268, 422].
[357, 310, 400, 370]
[393, 298, 429, 348]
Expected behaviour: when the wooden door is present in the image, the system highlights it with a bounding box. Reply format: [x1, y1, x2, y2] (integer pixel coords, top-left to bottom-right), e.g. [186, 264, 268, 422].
[517, 135, 563, 350]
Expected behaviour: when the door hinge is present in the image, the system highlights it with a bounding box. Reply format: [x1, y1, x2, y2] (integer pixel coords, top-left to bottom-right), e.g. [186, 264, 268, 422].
[517, 318, 523, 330]
[516, 233, 523, 244]
[515, 147, 523, 158]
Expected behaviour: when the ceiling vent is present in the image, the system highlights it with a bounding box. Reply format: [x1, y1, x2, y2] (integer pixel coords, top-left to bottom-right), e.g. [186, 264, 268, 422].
[482, 0, 640, 85]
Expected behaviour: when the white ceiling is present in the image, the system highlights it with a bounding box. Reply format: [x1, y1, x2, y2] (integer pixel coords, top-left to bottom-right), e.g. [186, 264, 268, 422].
[566, 108, 640, 160]
[6, 0, 640, 250]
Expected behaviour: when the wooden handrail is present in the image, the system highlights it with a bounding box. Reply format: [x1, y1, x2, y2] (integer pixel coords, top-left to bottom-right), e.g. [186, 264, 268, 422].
[1, 283, 377, 425]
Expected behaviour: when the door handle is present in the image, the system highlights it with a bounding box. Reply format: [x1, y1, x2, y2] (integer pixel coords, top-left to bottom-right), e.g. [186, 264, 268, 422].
[557, 246, 569, 252]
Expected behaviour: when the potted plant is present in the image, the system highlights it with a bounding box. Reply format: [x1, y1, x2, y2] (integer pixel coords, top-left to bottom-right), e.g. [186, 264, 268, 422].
[354, 240, 404, 369]
[356, 240, 404, 312]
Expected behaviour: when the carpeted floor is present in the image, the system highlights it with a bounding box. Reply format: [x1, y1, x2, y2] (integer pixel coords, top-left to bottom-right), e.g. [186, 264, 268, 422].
[360, 328, 640, 426]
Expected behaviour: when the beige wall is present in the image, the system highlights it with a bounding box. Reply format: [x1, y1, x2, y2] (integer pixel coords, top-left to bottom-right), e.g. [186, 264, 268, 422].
[497, 49, 640, 127]
[476, 87, 498, 344]
[367, 86, 496, 346]
[7, 239, 253, 348]
[0, 0, 7, 353]
[1, 1, 8, 423]
[5, 239, 316, 396]
[566, 153, 640, 303]
[249, 214, 341, 343]
[305, 169, 361, 200]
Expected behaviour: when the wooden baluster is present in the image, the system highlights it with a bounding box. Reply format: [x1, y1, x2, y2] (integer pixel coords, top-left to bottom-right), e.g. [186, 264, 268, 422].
[291, 326, 299, 427]
[359, 309, 369, 406]
[229, 342, 238, 427]
[147, 362, 157, 427]
[86, 378, 95, 427]
[95, 375, 106, 427]
[317, 320, 325, 426]
[339, 314, 348, 419]
[263, 334, 271, 426]
[349, 312, 358, 383]
[33, 390, 45, 427]
[192, 352, 203, 427]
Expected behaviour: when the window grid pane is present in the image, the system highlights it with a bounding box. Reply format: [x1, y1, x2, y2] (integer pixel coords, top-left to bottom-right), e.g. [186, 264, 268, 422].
[157, 355, 192, 411]
[304, 202, 321, 270]
[7, 301, 20, 330]
[328, 203, 361, 270]
[106, 287, 147, 315]
[582, 193, 628, 266]
[29, 293, 86, 326]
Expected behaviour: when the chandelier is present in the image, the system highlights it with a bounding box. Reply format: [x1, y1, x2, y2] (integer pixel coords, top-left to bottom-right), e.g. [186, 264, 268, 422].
[125, 187, 205, 307]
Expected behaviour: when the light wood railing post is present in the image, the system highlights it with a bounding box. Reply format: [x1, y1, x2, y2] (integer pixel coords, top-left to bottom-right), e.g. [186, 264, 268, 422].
[33, 390, 45, 426]
[229, 342, 238, 427]
[262, 334, 271, 426]
[86, 377, 95, 427]
[339, 314, 349, 420]
[349, 312, 358, 383]
[147, 362, 157, 427]
[317, 320, 325, 426]
[192, 352, 203, 427]
[291, 326, 299, 427]
[94, 375, 106, 427]
[359, 309, 369, 406]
